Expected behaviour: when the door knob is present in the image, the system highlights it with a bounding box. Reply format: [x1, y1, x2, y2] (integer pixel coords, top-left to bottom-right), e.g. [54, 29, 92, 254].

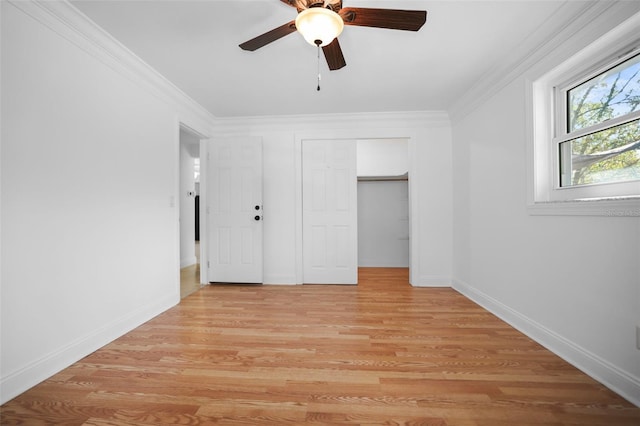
[254, 215, 261, 221]
[255, 205, 260, 210]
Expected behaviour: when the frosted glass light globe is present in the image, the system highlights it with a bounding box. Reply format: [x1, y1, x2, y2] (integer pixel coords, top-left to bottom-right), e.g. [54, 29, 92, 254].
[295, 7, 344, 47]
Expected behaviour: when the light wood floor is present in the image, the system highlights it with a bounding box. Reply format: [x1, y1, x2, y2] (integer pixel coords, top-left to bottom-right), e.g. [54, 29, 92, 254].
[2, 268, 639, 425]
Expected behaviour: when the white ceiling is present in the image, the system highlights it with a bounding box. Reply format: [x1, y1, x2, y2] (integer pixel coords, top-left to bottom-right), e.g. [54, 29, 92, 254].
[70, 0, 592, 118]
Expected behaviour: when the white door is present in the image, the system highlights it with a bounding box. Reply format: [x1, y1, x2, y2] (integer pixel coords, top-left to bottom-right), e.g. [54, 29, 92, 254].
[207, 137, 263, 283]
[302, 139, 358, 284]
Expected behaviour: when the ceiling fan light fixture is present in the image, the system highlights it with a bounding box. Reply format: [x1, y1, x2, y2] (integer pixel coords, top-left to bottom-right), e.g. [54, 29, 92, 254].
[295, 7, 344, 47]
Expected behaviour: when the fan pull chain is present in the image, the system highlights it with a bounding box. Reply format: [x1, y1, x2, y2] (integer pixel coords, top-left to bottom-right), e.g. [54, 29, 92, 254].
[316, 43, 321, 91]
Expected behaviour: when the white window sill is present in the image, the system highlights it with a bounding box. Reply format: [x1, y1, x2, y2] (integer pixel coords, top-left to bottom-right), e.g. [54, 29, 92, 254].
[527, 198, 640, 216]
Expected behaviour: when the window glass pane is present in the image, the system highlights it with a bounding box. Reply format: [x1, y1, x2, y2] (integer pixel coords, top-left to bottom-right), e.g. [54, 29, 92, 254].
[560, 118, 640, 187]
[568, 53, 640, 132]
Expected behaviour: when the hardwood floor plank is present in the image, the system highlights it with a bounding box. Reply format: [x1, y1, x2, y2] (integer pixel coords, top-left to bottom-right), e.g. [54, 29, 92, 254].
[2, 267, 638, 425]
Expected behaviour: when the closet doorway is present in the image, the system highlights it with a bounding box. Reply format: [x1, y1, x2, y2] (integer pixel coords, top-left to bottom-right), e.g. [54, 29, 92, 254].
[357, 138, 409, 268]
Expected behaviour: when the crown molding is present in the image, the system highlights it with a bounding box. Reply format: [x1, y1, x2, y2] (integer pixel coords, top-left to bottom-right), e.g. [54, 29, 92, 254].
[8, 0, 215, 134]
[447, 0, 640, 124]
[211, 110, 451, 134]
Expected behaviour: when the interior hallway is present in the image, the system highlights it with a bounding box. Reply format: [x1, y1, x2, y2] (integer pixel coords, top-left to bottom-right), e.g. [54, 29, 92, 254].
[180, 242, 200, 299]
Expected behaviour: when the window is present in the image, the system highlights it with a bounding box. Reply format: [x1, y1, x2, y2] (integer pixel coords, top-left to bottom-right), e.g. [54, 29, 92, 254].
[529, 12, 640, 215]
[556, 52, 640, 189]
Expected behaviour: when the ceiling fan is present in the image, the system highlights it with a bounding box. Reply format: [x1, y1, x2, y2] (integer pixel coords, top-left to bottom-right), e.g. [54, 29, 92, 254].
[239, 0, 427, 71]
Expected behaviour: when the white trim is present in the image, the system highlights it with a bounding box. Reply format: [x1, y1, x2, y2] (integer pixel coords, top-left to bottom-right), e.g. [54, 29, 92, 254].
[407, 134, 418, 286]
[0, 294, 178, 404]
[212, 111, 450, 135]
[452, 279, 640, 408]
[555, 112, 640, 144]
[173, 118, 182, 301]
[527, 198, 640, 217]
[412, 275, 452, 288]
[199, 139, 210, 285]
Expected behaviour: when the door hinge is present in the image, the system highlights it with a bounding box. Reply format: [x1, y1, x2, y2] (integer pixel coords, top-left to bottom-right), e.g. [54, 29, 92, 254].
[207, 261, 210, 269]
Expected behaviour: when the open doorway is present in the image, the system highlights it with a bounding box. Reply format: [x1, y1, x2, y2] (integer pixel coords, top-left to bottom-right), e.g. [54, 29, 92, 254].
[179, 126, 201, 298]
[357, 138, 410, 268]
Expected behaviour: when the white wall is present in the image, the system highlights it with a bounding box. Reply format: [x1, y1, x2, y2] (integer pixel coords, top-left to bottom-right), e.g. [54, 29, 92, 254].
[262, 132, 298, 284]
[357, 138, 408, 178]
[0, 1, 213, 403]
[179, 129, 198, 268]
[451, 5, 640, 405]
[412, 125, 453, 286]
[358, 181, 409, 267]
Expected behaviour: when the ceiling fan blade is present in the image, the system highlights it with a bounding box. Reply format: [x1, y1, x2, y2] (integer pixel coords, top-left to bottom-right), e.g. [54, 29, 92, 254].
[281, 0, 315, 12]
[339, 7, 427, 31]
[280, 0, 298, 8]
[239, 20, 297, 51]
[322, 38, 346, 70]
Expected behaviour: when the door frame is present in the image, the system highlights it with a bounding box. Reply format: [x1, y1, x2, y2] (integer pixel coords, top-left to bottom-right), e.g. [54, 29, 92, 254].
[294, 128, 419, 285]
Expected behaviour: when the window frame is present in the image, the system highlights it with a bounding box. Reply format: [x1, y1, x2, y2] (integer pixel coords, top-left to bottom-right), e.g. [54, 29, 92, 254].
[553, 50, 640, 195]
[528, 16, 640, 216]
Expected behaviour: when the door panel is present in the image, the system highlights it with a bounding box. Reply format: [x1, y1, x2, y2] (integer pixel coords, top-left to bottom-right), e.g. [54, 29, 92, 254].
[302, 139, 357, 284]
[208, 137, 263, 283]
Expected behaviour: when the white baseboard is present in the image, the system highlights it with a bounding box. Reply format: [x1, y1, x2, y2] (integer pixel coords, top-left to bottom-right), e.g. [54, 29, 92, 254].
[411, 275, 452, 287]
[452, 278, 640, 407]
[0, 293, 178, 405]
[358, 260, 410, 268]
